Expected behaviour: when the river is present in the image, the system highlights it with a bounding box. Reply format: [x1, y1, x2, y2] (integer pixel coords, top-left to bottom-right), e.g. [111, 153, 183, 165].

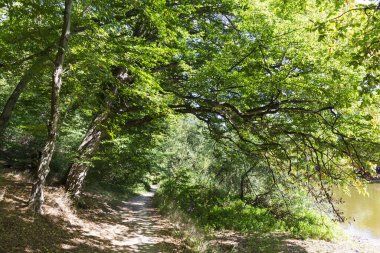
[337, 184, 380, 240]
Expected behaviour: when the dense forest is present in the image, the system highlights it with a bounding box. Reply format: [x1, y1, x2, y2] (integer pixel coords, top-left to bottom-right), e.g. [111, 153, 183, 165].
[0, 0, 379, 252]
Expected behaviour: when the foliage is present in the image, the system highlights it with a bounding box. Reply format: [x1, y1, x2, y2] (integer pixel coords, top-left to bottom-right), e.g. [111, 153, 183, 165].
[85, 121, 166, 193]
[0, 0, 379, 242]
[157, 176, 338, 240]
[153, 116, 339, 239]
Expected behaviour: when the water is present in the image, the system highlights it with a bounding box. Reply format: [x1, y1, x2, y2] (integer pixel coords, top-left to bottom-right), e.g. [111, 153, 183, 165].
[337, 184, 380, 239]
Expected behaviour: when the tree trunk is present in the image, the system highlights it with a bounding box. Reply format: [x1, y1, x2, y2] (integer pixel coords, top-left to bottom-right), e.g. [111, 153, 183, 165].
[65, 112, 108, 200]
[29, 0, 73, 214]
[240, 175, 245, 201]
[64, 68, 123, 199]
[65, 114, 155, 200]
[0, 58, 46, 135]
[239, 166, 256, 201]
[65, 66, 154, 200]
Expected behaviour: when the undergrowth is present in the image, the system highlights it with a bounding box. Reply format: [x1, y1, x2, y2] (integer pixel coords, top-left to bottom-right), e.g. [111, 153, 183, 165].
[155, 178, 340, 242]
[77, 181, 149, 209]
[153, 194, 210, 252]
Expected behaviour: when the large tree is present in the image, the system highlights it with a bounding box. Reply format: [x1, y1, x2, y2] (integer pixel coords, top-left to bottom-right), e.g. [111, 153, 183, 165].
[29, 0, 73, 213]
[63, 0, 379, 203]
[62, 0, 242, 198]
[0, 0, 378, 213]
[162, 0, 380, 211]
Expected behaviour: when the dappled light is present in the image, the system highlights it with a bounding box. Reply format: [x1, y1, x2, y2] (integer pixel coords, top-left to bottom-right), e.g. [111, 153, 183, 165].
[0, 172, 189, 252]
[0, 0, 380, 252]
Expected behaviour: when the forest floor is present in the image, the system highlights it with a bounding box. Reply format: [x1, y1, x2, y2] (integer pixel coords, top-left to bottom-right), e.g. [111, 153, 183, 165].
[0, 170, 190, 253]
[0, 170, 379, 253]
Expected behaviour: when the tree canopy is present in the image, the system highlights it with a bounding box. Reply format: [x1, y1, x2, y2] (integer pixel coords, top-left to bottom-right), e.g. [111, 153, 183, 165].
[0, 0, 379, 220]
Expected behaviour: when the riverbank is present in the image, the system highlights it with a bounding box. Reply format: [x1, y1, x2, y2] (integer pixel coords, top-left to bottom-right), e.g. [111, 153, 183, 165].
[161, 216, 380, 252]
[156, 196, 380, 253]
[1, 170, 379, 252]
[286, 235, 380, 253]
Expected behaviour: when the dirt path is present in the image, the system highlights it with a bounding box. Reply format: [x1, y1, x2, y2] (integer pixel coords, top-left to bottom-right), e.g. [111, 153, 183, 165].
[0, 172, 190, 253]
[61, 185, 191, 253]
[1, 171, 380, 253]
[105, 186, 188, 252]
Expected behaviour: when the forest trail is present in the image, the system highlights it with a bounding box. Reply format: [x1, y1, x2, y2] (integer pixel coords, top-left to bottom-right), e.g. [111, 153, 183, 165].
[1, 171, 380, 253]
[101, 185, 189, 252]
[0, 171, 190, 253]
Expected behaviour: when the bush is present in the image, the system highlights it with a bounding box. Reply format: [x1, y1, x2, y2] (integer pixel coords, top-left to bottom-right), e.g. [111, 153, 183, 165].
[156, 178, 338, 240]
[284, 210, 337, 239]
[206, 200, 282, 232]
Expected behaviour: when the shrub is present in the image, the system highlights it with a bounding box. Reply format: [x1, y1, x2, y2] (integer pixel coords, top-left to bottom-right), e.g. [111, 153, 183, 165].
[156, 178, 338, 240]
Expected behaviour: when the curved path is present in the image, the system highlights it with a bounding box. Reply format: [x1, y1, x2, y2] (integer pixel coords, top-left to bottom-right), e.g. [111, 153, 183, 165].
[113, 186, 186, 252]
[67, 186, 190, 253]
[3, 171, 378, 253]
[0, 172, 190, 252]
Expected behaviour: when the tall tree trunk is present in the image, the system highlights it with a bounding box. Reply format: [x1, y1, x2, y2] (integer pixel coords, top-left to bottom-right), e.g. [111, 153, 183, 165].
[65, 112, 108, 200]
[65, 113, 155, 200]
[65, 66, 154, 200]
[29, 0, 73, 214]
[240, 175, 245, 201]
[65, 68, 123, 199]
[0, 58, 46, 135]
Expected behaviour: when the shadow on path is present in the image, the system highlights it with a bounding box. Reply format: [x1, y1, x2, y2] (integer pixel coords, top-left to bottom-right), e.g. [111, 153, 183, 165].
[0, 172, 190, 253]
[108, 186, 190, 252]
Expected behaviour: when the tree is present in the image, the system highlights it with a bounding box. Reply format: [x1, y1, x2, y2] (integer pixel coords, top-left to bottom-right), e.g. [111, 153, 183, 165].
[0, 56, 49, 135]
[61, 0, 379, 206]
[62, 0, 241, 198]
[0, 1, 61, 138]
[29, 0, 73, 213]
[163, 0, 380, 215]
[0, 0, 378, 216]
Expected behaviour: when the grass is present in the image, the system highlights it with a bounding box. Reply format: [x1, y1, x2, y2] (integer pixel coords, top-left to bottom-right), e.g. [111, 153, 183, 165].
[153, 180, 345, 252]
[153, 194, 315, 253]
[157, 180, 340, 239]
[152, 196, 210, 252]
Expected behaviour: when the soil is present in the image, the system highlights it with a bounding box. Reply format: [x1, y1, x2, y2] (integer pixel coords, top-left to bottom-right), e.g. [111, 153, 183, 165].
[0, 170, 379, 253]
[0, 171, 190, 253]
